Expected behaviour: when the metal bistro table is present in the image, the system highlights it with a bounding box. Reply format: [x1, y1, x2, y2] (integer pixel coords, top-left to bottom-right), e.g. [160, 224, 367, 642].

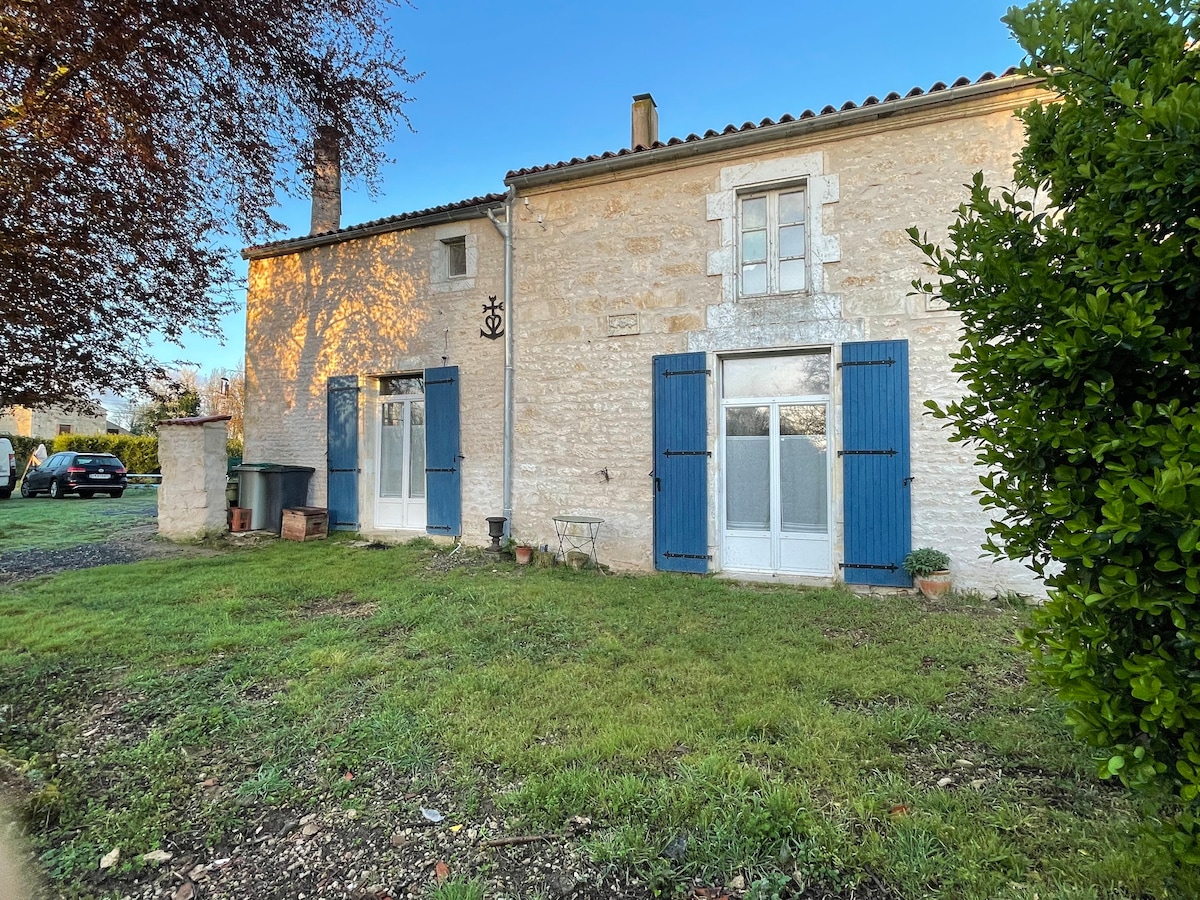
[553, 515, 604, 567]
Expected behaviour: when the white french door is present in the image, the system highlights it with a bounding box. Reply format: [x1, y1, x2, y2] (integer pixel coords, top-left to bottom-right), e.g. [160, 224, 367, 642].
[376, 379, 426, 530]
[721, 352, 832, 575]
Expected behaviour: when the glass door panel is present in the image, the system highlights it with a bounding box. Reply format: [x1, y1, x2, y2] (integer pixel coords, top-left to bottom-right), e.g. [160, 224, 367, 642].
[780, 404, 828, 533]
[379, 401, 405, 498]
[408, 401, 426, 499]
[725, 406, 770, 530]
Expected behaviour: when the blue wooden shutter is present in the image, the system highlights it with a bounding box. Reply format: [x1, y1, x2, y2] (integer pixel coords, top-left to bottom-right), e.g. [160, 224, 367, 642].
[424, 365, 462, 537]
[326, 375, 359, 531]
[840, 340, 912, 586]
[653, 353, 709, 572]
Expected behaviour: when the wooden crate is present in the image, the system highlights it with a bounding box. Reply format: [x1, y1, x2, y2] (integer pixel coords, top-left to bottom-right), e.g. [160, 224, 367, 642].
[282, 506, 328, 542]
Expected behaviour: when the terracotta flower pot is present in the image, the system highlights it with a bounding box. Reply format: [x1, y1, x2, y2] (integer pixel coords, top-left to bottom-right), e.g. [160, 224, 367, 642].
[514, 545, 534, 565]
[916, 570, 952, 599]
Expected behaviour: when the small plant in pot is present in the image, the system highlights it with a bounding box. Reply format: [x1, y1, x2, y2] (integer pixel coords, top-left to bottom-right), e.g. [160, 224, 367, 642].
[509, 536, 534, 565]
[903, 547, 952, 598]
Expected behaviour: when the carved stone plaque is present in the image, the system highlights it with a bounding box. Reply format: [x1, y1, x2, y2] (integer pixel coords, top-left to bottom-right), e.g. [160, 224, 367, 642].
[607, 313, 640, 337]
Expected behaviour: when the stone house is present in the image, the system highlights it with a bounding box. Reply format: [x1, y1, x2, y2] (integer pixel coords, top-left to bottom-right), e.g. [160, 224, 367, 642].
[0, 402, 118, 437]
[243, 69, 1045, 595]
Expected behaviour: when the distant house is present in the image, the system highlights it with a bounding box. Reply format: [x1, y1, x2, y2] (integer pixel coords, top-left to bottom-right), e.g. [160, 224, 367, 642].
[242, 69, 1045, 595]
[0, 402, 122, 437]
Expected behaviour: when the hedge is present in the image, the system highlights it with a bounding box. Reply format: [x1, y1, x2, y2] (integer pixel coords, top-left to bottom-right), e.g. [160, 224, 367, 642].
[5, 433, 245, 478]
[52, 434, 160, 474]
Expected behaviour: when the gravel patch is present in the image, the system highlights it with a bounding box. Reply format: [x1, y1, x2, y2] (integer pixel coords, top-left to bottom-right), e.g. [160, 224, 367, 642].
[0, 524, 220, 585]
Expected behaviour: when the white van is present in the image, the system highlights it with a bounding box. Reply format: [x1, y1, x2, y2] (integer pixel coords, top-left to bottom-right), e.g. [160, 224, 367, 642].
[0, 437, 13, 499]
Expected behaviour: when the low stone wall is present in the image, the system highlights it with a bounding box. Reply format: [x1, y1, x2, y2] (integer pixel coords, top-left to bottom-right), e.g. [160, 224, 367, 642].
[158, 417, 230, 540]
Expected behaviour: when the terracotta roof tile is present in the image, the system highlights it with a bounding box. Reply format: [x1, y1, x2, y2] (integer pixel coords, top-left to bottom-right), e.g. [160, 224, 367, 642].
[247, 69, 1028, 257]
[505, 68, 1022, 180]
[244, 192, 507, 256]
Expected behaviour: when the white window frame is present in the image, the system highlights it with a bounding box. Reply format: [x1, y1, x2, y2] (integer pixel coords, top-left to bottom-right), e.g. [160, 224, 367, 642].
[717, 349, 835, 576]
[374, 375, 427, 531]
[738, 184, 807, 298]
[443, 236, 467, 279]
[706, 151, 840, 304]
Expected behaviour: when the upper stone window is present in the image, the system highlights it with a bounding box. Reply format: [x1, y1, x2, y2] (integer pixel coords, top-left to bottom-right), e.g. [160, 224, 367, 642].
[431, 227, 476, 293]
[444, 237, 467, 278]
[739, 186, 806, 296]
[707, 152, 839, 304]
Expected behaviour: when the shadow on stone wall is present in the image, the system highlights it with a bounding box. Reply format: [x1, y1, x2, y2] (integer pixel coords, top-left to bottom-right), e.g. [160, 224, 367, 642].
[246, 232, 427, 420]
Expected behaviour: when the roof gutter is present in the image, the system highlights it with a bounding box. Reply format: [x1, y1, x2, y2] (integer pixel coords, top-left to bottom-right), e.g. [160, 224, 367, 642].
[506, 76, 1040, 191]
[243, 200, 506, 261]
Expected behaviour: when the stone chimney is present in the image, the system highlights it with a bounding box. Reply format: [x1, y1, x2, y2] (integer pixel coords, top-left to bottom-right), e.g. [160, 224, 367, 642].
[310, 125, 342, 235]
[631, 93, 658, 150]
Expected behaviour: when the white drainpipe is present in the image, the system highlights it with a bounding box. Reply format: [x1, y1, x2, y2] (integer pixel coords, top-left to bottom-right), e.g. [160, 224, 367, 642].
[486, 188, 516, 535]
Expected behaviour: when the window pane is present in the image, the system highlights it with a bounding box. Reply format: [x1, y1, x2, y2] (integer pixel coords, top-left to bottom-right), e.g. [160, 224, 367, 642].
[726, 406, 769, 530]
[742, 263, 766, 295]
[780, 404, 826, 437]
[742, 229, 767, 264]
[779, 258, 806, 293]
[381, 375, 423, 396]
[779, 190, 806, 224]
[445, 238, 467, 277]
[781, 404, 828, 533]
[723, 352, 830, 398]
[779, 224, 806, 260]
[742, 196, 766, 229]
[726, 405, 769, 436]
[409, 401, 426, 499]
[380, 402, 405, 497]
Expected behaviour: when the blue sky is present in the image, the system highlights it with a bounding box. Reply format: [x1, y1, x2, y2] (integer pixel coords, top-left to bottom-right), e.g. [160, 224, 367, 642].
[167, 0, 1023, 375]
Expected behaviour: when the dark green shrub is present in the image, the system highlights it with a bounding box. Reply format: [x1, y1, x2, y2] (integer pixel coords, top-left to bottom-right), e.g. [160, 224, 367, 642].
[910, 0, 1200, 861]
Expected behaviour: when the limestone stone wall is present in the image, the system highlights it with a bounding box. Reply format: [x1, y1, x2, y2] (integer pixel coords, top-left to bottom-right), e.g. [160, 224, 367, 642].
[509, 88, 1045, 595]
[244, 217, 507, 545]
[243, 83, 1048, 595]
[0, 404, 108, 437]
[159, 420, 230, 539]
[0, 408, 31, 435]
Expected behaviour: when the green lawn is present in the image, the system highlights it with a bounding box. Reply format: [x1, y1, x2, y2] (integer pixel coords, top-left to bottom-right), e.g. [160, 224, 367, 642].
[0, 489, 158, 550]
[0, 536, 1192, 899]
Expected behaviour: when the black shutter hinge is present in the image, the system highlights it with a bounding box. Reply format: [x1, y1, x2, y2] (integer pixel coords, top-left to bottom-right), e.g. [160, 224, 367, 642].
[663, 449, 711, 457]
[665, 552, 712, 560]
[838, 449, 897, 457]
[837, 358, 895, 369]
[663, 368, 711, 378]
[425, 467, 457, 474]
[839, 562, 900, 572]
[426, 377, 456, 385]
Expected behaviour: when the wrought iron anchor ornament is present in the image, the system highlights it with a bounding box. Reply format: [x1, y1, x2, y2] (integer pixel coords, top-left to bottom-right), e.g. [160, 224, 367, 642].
[481, 295, 504, 340]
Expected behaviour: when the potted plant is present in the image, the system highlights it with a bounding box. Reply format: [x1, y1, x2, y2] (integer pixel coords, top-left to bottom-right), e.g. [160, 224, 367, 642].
[903, 547, 952, 598]
[508, 536, 534, 565]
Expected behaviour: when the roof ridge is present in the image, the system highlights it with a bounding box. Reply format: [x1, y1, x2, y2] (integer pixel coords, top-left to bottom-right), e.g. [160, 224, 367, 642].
[505, 68, 1024, 180]
[244, 191, 508, 255]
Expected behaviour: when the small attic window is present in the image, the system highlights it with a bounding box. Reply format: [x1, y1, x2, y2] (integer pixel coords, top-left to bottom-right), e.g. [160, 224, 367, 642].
[444, 237, 467, 278]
